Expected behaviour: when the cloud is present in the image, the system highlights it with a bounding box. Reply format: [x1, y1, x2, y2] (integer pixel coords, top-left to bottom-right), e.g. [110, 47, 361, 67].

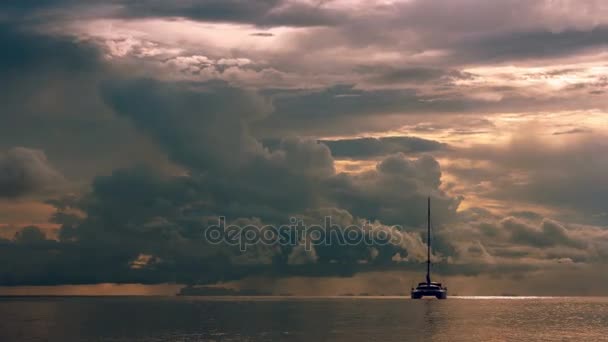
[0, 147, 64, 198]
[0, 112, 459, 284]
[0, 153, 456, 285]
[1, 0, 608, 291]
[107, 90, 456, 223]
[454, 132, 608, 224]
[250, 32, 274, 37]
[100, 78, 272, 171]
[444, 205, 608, 268]
[253, 85, 474, 137]
[115, 0, 342, 27]
[5, 74, 466, 285]
[13, 226, 48, 244]
[0, 23, 175, 184]
[100, 78, 457, 224]
[20, 1, 605, 126]
[268, 85, 466, 118]
[326, 153, 459, 226]
[552, 128, 591, 135]
[501, 217, 584, 248]
[361, 67, 476, 86]
[320, 136, 447, 159]
[459, 26, 608, 63]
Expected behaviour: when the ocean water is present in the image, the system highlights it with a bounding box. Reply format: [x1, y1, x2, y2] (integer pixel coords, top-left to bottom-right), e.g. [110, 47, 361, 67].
[0, 296, 607, 341]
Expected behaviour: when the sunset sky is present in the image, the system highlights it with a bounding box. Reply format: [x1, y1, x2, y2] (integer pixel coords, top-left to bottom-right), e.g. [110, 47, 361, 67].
[1, 0, 607, 295]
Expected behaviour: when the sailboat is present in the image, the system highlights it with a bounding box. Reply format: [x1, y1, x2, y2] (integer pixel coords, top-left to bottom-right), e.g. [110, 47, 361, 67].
[411, 197, 448, 299]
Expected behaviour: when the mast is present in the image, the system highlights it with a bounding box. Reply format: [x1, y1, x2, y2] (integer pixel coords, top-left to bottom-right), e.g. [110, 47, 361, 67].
[426, 197, 431, 285]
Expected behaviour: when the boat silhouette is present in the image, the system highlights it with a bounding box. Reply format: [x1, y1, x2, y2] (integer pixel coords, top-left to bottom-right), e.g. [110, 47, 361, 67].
[411, 197, 448, 299]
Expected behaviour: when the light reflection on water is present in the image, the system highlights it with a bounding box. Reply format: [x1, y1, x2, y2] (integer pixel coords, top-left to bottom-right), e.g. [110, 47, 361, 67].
[0, 296, 606, 341]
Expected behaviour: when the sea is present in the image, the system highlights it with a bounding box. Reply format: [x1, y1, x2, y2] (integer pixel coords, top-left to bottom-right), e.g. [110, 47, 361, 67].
[0, 296, 607, 341]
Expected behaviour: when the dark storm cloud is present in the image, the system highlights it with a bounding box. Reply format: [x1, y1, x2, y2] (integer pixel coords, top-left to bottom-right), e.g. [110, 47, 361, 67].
[360, 67, 476, 85]
[460, 26, 608, 63]
[325, 154, 459, 226]
[5, 0, 608, 69]
[365, 2, 608, 66]
[93, 0, 608, 64]
[0, 23, 173, 183]
[0, 76, 448, 285]
[320, 136, 447, 159]
[0, 23, 99, 79]
[0, 168, 241, 285]
[119, 0, 279, 21]
[46, 156, 453, 286]
[101, 78, 458, 225]
[0, 153, 458, 285]
[13, 226, 47, 244]
[100, 78, 272, 172]
[0, 22, 102, 131]
[441, 209, 608, 269]
[101, 80, 326, 222]
[0, 147, 63, 198]
[263, 135, 447, 158]
[268, 85, 432, 119]
[253, 85, 472, 137]
[2, 0, 607, 289]
[114, 0, 341, 27]
[455, 134, 608, 224]
[253, 84, 587, 138]
[0, 0, 73, 17]
[0, 126, 590, 284]
[501, 217, 584, 249]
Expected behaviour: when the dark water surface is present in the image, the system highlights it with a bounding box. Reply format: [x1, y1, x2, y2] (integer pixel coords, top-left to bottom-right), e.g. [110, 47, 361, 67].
[0, 296, 607, 341]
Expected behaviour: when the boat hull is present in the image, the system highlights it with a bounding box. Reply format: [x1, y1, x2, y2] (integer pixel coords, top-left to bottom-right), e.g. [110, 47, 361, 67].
[411, 289, 447, 299]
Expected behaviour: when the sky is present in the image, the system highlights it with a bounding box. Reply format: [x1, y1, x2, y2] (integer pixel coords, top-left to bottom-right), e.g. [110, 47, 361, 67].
[0, 0, 607, 296]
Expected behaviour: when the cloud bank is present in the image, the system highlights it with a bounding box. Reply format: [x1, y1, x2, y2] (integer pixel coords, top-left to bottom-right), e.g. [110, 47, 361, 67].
[0, 0, 606, 294]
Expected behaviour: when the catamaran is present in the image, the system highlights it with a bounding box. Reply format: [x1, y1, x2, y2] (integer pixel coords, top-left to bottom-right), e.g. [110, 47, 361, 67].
[411, 197, 448, 299]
